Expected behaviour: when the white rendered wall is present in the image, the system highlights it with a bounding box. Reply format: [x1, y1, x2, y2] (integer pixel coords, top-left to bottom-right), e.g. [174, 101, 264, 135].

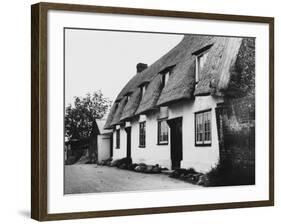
[130, 114, 171, 168]
[112, 95, 223, 171]
[112, 127, 127, 160]
[97, 135, 111, 162]
[169, 95, 224, 172]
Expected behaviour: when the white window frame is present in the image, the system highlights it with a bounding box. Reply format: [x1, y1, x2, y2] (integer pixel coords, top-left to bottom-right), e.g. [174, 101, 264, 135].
[196, 51, 209, 83]
[139, 121, 146, 148]
[195, 109, 212, 146]
[163, 71, 170, 87]
[141, 84, 147, 97]
[115, 129, 120, 149]
[157, 119, 169, 145]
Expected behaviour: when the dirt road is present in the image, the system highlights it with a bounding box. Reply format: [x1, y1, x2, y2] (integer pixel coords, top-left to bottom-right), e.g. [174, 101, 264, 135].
[64, 165, 200, 194]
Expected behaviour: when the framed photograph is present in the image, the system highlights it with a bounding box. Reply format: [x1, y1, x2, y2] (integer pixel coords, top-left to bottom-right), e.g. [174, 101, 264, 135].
[31, 2, 274, 221]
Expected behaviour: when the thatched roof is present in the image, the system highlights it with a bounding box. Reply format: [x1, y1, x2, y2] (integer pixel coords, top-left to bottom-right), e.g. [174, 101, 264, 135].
[96, 119, 113, 134]
[115, 35, 202, 101]
[194, 37, 243, 96]
[104, 102, 118, 129]
[135, 75, 163, 114]
[157, 59, 196, 106]
[120, 88, 142, 121]
[105, 34, 254, 127]
[110, 97, 128, 126]
[226, 38, 255, 97]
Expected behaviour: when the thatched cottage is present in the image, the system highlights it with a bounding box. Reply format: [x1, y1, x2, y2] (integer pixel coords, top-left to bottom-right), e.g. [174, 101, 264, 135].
[104, 35, 255, 172]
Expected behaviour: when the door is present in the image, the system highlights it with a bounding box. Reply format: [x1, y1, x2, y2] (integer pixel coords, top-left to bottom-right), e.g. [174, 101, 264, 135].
[109, 133, 113, 158]
[167, 117, 183, 170]
[125, 127, 131, 158]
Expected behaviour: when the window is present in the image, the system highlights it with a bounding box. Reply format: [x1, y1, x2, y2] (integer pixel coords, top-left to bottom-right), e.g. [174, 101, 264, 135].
[162, 71, 170, 88]
[140, 84, 147, 97]
[116, 129, 120, 148]
[196, 51, 209, 83]
[195, 110, 211, 146]
[158, 120, 169, 145]
[139, 122, 146, 147]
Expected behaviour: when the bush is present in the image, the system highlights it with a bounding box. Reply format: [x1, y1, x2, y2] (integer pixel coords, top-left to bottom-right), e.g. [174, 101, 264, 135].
[127, 163, 138, 170]
[134, 164, 147, 172]
[203, 160, 255, 187]
[169, 167, 203, 184]
[110, 157, 132, 168]
[99, 158, 112, 166]
[169, 168, 189, 178]
[116, 157, 132, 168]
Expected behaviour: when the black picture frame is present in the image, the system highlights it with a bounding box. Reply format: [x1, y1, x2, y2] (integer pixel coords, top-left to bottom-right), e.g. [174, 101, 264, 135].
[31, 2, 274, 221]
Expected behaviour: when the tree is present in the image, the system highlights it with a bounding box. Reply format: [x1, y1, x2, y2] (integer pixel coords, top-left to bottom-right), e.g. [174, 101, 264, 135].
[65, 91, 112, 140]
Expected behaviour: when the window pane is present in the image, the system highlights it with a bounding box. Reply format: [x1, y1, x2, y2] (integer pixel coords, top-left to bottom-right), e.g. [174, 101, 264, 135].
[158, 120, 169, 144]
[195, 110, 211, 145]
[139, 122, 146, 147]
[116, 129, 120, 148]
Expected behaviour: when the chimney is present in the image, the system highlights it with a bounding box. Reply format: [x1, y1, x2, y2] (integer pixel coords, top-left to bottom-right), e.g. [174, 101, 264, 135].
[136, 63, 148, 73]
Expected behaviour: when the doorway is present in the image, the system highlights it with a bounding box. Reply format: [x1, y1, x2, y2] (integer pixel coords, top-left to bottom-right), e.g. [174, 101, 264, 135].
[125, 127, 131, 158]
[109, 133, 113, 158]
[167, 117, 183, 170]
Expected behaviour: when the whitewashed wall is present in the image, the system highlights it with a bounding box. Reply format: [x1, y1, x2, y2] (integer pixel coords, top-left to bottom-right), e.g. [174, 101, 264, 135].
[97, 134, 111, 162]
[169, 95, 223, 172]
[111, 95, 223, 172]
[130, 114, 171, 168]
[112, 126, 127, 160]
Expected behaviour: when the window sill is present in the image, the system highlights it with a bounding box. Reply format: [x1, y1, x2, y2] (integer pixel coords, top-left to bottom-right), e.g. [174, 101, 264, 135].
[195, 143, 211, 147]
[139, 145, 146, 148]
[157, 142, 168, 145]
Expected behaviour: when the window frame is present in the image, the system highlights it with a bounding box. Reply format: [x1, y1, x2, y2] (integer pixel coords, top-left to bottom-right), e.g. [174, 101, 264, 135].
[195, 51, 209, 83]
[115, 129, 120, 149]
[194, 109, 212, 147]
[140, 84, 147, 98]
[139, 121, 146, 148]
[157, 119, 169, 145]
[161, 71, 170, 88]
[193, 44, 212, 84]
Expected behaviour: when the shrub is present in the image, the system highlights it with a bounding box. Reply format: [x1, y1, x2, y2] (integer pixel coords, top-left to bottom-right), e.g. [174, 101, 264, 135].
[169, 169, 185, 178]
[127, 163, 138, 170]
[99, 158, 112, 166]
[134, 164, 147, 172]
[203, 159, 255, 187]
[116, 157, 132, 168]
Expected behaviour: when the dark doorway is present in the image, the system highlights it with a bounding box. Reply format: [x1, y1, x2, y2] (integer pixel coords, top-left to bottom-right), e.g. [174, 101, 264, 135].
[125, 127, 131, 158]
[167, 117, 183, 170]
[109, 133, 113, 158]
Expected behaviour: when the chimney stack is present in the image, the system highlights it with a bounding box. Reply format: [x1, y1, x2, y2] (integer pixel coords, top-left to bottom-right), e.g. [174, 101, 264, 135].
[136, 63, 148, 73]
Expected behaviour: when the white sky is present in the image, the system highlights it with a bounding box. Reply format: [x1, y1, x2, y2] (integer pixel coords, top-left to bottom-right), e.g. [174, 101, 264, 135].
[65, 29, 183, 106]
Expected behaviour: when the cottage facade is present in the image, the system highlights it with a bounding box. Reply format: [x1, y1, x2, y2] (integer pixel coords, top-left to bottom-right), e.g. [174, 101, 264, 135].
[104, 35, 255, 172]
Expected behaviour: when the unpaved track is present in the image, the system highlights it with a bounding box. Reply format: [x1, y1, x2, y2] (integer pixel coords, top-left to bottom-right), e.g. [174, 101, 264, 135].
[64, 164, 200, 194]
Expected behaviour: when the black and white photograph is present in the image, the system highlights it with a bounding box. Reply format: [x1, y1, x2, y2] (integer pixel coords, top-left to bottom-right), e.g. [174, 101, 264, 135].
[63, 28, 255, 195]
